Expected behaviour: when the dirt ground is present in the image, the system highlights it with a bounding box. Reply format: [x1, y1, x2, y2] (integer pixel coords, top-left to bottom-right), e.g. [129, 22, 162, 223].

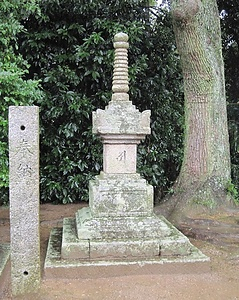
[1, 203, 239, 300]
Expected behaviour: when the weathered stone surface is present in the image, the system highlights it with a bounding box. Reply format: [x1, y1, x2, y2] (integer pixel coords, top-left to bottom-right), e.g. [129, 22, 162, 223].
[0, 244, 10, 297]
[89, 173, 153, 217]
[0, 244, 10, 278]
[61, 218, 89, 259]
[103, 143, 137, 174]
[75, 207, 170, 241]
[89, 240, 161, 259]
[92, 32, 150, 177]
[112, 32, 129, 98]
[9, 106, 40, 296]
[60, 207, 205, 261]
[44, 227, 210, 278]
[92, 102, 151, 136]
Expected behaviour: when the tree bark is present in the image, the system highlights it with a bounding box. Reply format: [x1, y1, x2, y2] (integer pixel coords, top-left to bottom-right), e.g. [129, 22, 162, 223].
[157, 0, 233, 225]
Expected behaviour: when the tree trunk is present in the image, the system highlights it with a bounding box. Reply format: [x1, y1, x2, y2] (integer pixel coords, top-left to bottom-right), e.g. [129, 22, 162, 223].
[157, 0, 233, 225]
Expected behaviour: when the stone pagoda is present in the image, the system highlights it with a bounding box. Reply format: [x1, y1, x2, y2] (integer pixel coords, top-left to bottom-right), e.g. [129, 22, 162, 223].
[45, 33, 209, 277]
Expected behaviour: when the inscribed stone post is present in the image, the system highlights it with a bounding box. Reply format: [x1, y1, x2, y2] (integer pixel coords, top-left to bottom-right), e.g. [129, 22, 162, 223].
[9, 106, 41, 296]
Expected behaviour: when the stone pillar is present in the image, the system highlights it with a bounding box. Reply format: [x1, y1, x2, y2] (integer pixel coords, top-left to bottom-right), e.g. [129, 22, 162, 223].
[9, 106, 41, 296]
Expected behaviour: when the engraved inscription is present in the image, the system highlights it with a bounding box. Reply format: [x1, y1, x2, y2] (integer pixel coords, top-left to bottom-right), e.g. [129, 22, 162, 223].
[14, 139, 34, 179]
[15, 139, 33, 158]
[116, 150, 126, 161]
[17, 163, 33, 177]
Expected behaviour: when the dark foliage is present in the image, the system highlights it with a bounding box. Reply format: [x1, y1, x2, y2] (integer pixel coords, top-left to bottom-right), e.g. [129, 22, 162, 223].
[0, 0, 42, 205]
[17, 0, 184, 204]
[217, 0, 239, 191]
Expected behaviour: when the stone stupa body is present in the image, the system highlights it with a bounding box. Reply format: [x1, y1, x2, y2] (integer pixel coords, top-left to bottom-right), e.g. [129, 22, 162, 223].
[44, 33, 209, 277]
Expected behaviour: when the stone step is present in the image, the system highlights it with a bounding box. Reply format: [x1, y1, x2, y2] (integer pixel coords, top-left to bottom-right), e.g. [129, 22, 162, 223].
[75, 207, 174, 240]
[62, 217, 89, 259]
[44, 227, 210, 279]
[0, 244, 10, 297]
[61, 214, 209, 261]
[62, 217, 162, 260]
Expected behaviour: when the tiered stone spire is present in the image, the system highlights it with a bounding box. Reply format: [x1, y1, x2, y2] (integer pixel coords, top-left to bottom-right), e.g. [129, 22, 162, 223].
[92, 32, 150, 174]
[112, 32, 129, 101]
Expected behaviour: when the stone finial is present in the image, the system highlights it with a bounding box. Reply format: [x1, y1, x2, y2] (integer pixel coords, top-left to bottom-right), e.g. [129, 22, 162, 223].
[112, 32, 129, 101]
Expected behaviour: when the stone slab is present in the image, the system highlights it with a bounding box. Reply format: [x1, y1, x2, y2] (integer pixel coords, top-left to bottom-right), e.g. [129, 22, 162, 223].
[0, 244, 10, 297]
[103, 143, 137, 174]
[9, 106, 41, 296]
[92, 101, 151, 136]
[62, 217, 161, 260]
[57, 211, 209, 261]
[75, 207, 186, 241]
[89, 173, 153, 218]
[62, 218, 89, 259]
[90, 239, 160, 260]
[44, 228, 210, 279]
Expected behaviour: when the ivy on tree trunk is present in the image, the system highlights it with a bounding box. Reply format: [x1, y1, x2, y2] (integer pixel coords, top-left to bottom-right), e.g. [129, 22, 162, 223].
[158, 0, 233, 225]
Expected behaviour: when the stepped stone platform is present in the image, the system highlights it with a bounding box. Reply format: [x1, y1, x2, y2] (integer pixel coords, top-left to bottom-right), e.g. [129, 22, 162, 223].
[44, 211, 210, 279]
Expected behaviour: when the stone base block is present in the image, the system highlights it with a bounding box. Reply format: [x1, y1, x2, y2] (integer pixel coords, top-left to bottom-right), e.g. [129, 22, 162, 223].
[44, 228, 210, 279]
[45, 205, 210, 278]
[61, 209, 207, 261]
[62, 218, 89, 259]
[90, 239, 160, 260]
[62, 217, 161, 260]
[75, 207, 172, 240]
[0, 244, 10, 297]
[89, 173, 153, 217]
